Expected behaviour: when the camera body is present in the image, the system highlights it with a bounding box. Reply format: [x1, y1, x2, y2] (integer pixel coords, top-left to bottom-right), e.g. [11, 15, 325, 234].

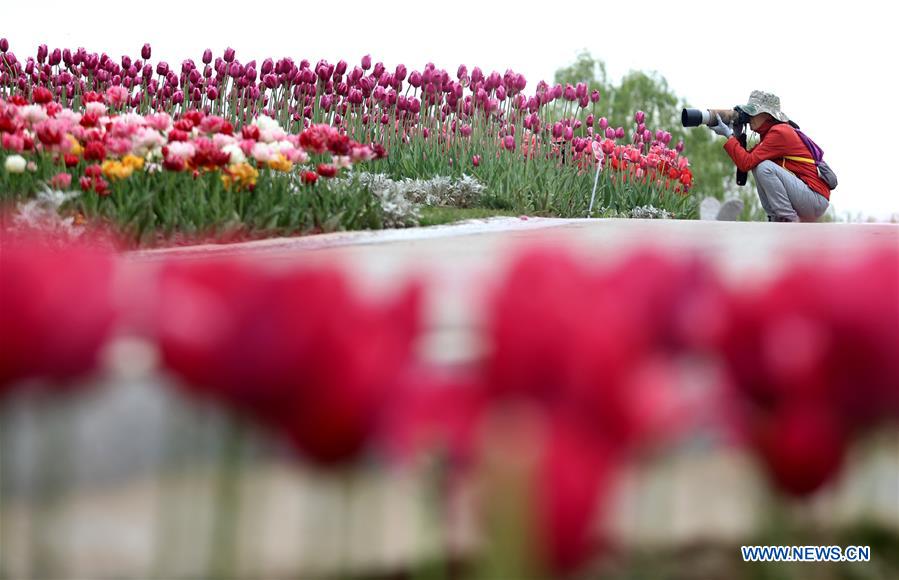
[681, 107, 752, 185]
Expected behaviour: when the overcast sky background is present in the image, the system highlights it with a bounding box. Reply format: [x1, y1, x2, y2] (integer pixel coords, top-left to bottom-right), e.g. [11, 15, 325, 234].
[4, 0, 896, 220]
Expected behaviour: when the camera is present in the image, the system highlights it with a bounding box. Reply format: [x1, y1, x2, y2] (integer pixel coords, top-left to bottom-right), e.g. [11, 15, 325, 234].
[681, 107, 752, 185]
[681, 108, 749, 128]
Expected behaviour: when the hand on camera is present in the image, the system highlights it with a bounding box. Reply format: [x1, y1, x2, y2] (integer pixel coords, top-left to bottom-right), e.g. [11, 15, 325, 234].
[710, 115, 734, 138]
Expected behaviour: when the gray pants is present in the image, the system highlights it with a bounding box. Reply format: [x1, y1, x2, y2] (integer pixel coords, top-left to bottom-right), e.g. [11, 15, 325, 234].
[752, 160, 829, 222]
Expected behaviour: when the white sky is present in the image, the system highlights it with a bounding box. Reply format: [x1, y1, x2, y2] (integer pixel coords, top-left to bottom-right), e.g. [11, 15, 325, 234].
[4, 0, 897, 220]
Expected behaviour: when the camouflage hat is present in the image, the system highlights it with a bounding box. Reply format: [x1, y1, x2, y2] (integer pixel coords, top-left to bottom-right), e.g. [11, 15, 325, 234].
[736, 90, 790, 123]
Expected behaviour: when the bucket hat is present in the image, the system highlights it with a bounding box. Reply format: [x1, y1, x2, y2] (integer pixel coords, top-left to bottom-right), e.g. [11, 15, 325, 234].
[736, 90, 790, 123]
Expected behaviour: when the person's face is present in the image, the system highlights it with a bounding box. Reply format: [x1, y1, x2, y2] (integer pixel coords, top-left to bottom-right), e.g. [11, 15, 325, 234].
[749, 113, 773, 132]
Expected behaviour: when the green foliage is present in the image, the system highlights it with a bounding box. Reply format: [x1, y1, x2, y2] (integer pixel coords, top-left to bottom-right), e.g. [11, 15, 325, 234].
[555, 50, 735, 202]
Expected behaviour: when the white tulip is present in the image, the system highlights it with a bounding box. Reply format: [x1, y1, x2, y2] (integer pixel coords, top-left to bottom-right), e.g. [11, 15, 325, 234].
[4, 155, 27, 174]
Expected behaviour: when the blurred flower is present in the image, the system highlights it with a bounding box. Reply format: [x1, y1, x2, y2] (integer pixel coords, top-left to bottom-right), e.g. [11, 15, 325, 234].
[4, 154, 26, 173]
[0, 238, 116, 392]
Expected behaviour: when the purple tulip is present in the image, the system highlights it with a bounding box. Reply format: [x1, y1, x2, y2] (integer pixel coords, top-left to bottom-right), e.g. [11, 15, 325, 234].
[496, 85, 506, 101]
[373, 62, 385, 78]
[25, 59, 34, 75]
[49, 49, 61, 66]
[676, 140, 685, 153]
[224, 47, 235, 63]
[229, 62, 241, 77]
[156, 61, 169, 76]
[172, 90, 184, 104]
[335, 59, 347, 76]
[189, 68, 200, 84]
[143, 64, 153, 79]
[564, 126, 573, 141]
[590, 89, 601, 103]
[552, 122, 564, 139]
[605, 127, 616, 139]
[259, 58, 273, 76]
[141, 43, 151, 60]
[0, 38, 8, 53]
[409, 71, 422, 88]
[615, 127, 626, 139]
[63, 48, 72, 65]
[503, 135, 516, 151]
[563, 84, 576, 101]
[575, 82, 587, 100]
[635, 110, 645, 124]
[599, 117, 609, 130]
[202, 49, 213, 64]
[361, 54, 371, 70]
[263, 73, 277, 89]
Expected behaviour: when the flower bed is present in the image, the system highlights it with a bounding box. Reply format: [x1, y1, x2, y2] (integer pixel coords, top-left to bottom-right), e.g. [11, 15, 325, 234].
[1, 232, 896, 577]
[1, 42, 697, 244]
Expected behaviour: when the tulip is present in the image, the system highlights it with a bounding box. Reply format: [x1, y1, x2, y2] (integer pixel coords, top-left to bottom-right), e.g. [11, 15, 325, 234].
[360, 54, 371, 70]
[0, 38, 8, 52]
[4, 154, 26, 173]
[0, 241, 116, 390]
[202, 48, 213, 65]
[223, 47, 235, 63]
[141, 43, 151, 60]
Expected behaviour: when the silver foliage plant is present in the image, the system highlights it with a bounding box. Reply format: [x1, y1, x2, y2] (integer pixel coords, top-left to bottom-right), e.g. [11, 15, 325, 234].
[345, 172, 488, 228]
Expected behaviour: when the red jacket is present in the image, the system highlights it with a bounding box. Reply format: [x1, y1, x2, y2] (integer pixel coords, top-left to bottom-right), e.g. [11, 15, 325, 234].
[723, 120, 830, 200]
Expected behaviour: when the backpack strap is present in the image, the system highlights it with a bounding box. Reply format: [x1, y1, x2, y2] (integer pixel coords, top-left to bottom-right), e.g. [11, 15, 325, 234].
[782, 155, 816, 165]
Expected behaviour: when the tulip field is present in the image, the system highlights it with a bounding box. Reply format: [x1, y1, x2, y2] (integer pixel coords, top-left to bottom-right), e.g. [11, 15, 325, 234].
[0, 41, 696, 245]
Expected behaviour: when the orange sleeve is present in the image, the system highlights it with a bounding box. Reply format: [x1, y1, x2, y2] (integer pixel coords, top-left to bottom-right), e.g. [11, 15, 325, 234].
[722, 126, 792, 173]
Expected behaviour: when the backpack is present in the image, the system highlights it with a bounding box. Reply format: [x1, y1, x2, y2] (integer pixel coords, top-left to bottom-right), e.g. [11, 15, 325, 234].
[784, 127, 838, 190]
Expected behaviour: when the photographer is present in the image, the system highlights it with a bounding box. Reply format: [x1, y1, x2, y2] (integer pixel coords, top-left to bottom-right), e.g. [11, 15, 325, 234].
[710, 91, 830, 222]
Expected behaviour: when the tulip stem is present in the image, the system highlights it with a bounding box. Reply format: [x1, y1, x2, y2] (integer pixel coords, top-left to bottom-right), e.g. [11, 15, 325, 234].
[207, 414, 246, 580]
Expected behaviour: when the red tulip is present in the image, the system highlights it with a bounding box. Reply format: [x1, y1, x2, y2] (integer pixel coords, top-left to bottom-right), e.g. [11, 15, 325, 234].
[156, 260, 422, 466]
[753, 404, 846, 496]
[0, 238, 116, 393]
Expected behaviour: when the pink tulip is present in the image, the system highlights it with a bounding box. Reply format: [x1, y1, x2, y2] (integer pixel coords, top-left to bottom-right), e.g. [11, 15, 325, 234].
[49, 172, 72, 189]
